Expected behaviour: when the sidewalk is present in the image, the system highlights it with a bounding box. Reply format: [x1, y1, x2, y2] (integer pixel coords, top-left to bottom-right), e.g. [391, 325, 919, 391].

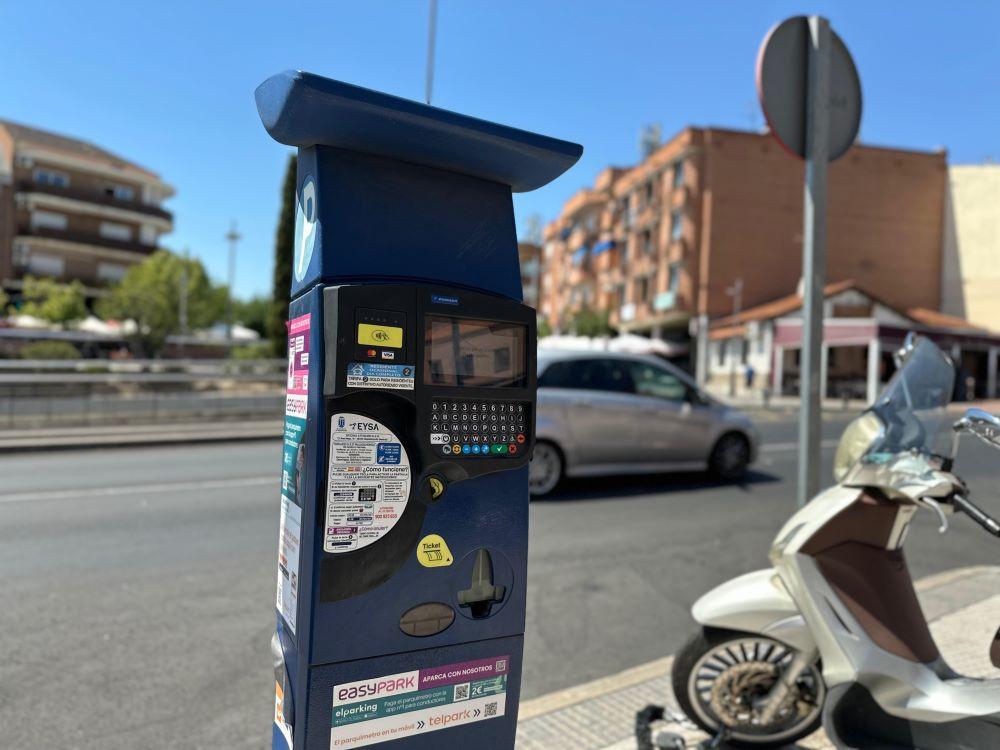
[0, 419, 281, 451]
[516, 566, 1000, 750]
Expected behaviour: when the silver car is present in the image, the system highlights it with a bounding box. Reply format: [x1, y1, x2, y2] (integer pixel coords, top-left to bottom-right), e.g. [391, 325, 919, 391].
[529, 349, 760, 496]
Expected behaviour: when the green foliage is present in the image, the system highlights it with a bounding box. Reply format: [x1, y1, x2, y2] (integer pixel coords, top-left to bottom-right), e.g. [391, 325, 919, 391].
[233, 296, 271, 338]
[537, 317, 553, 339]
[267, 153, 297, 356]
[0, 287, 9, 315]
[231, 341, 276, 360]
[20, 340, 81, 360]
[97, 250, 224, 357]
[571, 308, 613, 337]
[18, 276, 87, 324]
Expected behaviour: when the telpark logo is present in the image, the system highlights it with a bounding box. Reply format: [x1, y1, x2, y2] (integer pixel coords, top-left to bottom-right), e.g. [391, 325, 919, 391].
[333, 671, 418, 706]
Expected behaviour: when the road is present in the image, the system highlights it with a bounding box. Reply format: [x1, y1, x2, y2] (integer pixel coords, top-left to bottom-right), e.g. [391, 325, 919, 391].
[3, 411, 1000, 748]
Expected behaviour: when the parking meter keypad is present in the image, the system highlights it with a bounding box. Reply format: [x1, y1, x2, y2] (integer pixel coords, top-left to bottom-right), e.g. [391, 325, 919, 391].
[429, 400, 528, 457]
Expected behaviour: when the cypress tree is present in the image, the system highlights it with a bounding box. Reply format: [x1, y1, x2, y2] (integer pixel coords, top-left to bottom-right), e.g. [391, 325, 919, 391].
[268, 154, 297, 355]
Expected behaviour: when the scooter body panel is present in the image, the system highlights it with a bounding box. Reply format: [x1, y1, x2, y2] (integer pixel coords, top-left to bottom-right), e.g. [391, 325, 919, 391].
[691, 568, 816, 654]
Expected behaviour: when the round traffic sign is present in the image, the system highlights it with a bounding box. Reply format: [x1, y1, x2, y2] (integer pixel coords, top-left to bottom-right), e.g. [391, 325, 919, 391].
[756, 16, 862, 161]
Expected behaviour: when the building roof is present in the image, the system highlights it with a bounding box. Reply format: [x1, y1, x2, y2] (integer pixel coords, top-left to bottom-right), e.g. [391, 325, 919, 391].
[906, 307, 986, 332]
[710, 280, 987, 335]
[0, 119, 161, 179]
[711, 279, 859, 328]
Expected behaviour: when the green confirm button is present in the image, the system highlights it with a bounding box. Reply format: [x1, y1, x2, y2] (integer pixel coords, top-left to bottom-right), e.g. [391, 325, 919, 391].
[491, 444, 508, 455]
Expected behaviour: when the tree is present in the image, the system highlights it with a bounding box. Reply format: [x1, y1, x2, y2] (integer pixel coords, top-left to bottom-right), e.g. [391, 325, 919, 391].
[537, 317, 553, 339]
[233, 296, 271, 338]
[267, 153, 297, 355]
[20, 340, 81, 360]
[0, 287, 9, 316]
[97, 250, 224, 357]
[18, 276, 87, 325]
[571, 308, 613, 337]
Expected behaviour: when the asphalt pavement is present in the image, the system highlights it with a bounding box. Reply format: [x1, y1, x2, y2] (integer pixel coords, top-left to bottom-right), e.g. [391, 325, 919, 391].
[3, 411, 1000, 749]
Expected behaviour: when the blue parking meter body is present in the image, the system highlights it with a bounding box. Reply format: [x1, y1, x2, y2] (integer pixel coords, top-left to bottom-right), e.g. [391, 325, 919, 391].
[257, 71, 581, 750]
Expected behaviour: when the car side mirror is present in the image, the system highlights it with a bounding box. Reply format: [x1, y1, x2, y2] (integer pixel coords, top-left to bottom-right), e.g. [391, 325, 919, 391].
[686, 388, 709, 407]
[954, 408, 1000, 450]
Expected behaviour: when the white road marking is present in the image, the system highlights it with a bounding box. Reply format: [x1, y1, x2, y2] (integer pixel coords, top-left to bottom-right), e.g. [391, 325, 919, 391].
[761, 439, 841, 453]
[0, 475, 275, 505]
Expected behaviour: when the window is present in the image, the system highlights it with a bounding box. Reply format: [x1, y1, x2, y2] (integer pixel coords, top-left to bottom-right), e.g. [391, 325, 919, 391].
[670, 208, 683, 242]
[33, 168, 69, 188]
[99, 222, 133, 242]
[30, 210, 68, 231]
[105, 184, 135, 202]
[627, 361, 689, 401]
[667, 262, 681, 293]
[636, 276, 650, 304]
[97, 262, 128, 282]
[26, 253, 65, 276]
[140, 225, 158, 245]
[717, 341, 726, 366]
[644, 181, 655, 206]
[538, 358, 634, 394]
[672, 161, 685, 189]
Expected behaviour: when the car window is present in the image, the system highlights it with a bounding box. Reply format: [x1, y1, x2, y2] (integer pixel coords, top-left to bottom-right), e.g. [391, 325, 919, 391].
[538, 358, 635, 394]
[627, 361, 689, 401]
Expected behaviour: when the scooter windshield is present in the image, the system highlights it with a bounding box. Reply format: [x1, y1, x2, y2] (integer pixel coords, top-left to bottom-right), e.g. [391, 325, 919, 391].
[865, 337, 956, 463]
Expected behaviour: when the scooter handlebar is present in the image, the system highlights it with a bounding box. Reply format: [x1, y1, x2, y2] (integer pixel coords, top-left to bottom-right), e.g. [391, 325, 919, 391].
[952, 493, 1000, 537]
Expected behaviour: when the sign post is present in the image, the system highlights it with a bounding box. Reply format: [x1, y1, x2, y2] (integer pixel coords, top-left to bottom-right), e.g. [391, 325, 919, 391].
[756, 15, 861, 505]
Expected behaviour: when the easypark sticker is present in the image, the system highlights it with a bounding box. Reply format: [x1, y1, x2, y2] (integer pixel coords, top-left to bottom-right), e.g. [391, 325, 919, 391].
[330, 656, 509, 748]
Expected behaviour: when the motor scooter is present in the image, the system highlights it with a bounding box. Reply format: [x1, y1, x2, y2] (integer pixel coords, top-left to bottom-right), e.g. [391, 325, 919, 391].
[670, 336, 1000, 749]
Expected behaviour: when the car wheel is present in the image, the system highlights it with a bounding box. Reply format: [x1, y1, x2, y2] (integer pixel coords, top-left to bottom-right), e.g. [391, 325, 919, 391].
[529, 441, 563, 497]
[709, 432, 750, 480]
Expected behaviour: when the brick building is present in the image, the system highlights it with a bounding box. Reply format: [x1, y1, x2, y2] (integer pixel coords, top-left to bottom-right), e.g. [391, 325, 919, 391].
[539, 127, 948, 379]
[0, 120, 174, 301]
[517, 241, 542, 309]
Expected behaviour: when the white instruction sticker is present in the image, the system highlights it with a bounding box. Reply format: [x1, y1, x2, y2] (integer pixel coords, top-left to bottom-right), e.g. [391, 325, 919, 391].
[325, 413, 411, 554]
[276, 496, 302, 634]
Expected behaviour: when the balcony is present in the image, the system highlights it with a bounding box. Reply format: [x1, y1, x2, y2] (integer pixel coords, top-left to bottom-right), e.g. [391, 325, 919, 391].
[18, 225, 161, 257]
[16, 180, 173, 222]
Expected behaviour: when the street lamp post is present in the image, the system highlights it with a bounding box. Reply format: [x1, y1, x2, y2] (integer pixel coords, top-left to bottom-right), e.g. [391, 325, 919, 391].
[225, 221, 242, 347]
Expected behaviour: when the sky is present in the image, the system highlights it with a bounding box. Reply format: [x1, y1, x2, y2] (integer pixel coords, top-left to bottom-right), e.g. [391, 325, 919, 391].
[2, 1, 998, 299]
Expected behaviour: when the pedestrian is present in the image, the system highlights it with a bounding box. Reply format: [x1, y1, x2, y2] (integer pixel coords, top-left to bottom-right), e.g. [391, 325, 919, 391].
[745, 362, 756, 390]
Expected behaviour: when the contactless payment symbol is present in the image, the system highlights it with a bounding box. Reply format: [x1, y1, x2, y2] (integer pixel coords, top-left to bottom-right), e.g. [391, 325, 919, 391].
[293, 175, 317, 282]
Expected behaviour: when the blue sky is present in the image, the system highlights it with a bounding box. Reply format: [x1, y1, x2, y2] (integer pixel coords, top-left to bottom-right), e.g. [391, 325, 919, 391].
[2, 2, 997, 299]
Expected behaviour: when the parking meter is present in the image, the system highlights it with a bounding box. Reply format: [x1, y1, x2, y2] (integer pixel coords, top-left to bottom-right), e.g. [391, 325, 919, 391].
[256, 71, 581, 750]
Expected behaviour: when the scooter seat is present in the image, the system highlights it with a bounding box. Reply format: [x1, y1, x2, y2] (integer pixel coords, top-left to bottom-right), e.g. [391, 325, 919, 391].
[991, 626, 1000, 669]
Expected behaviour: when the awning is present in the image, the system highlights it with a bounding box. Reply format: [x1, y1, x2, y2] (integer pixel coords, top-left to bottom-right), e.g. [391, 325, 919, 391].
[592, 240, 615, 255]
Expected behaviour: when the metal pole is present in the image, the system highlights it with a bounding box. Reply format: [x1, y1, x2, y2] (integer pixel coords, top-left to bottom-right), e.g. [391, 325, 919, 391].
[425, 0, 439, 105]
[225, 222, 242, 349]
[797, 16, 831, 506]
[727, 278, 743, 397]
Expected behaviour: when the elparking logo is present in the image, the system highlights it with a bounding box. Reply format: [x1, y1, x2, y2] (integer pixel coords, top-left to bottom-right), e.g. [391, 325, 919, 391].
[338, 416, 346, 429]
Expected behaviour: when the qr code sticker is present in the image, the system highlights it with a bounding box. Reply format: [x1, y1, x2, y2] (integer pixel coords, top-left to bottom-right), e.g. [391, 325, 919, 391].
[485, 701, 498, 717]
[453, 683, 470, 701]
[495, 659, 507, 673]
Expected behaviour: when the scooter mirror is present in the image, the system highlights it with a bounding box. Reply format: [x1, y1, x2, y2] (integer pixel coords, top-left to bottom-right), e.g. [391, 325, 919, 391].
[954, 408, 1000, 450]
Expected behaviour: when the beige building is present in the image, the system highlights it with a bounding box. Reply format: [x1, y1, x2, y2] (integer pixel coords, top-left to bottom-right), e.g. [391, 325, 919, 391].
[540, 126, 949, 378]
[0, 120, 174, 301]
[941, 164, 1000, 331]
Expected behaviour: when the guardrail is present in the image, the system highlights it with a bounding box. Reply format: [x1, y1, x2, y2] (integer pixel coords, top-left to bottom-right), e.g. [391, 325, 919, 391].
[0, 359, 287, 429]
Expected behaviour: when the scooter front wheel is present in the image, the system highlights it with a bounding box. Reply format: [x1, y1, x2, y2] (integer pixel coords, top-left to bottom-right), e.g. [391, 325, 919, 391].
[670, 627, 825, 748]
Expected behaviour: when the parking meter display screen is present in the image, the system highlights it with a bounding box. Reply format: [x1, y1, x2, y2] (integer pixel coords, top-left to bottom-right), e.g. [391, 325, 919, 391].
[425, 315, 526, 388]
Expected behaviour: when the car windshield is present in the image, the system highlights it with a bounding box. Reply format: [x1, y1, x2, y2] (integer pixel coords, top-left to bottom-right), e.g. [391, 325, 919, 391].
[864, 337, 956, 463]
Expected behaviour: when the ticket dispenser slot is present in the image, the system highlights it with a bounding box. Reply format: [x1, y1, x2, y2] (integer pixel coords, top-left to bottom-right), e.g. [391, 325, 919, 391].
[257, 70, 581, 750]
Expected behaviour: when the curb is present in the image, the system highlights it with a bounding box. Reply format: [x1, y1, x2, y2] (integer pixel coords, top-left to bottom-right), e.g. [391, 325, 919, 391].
[0, 422, 282, 452]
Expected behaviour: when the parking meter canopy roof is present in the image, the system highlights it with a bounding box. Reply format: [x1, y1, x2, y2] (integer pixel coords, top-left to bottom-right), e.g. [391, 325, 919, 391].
[255, 70, 582, 193]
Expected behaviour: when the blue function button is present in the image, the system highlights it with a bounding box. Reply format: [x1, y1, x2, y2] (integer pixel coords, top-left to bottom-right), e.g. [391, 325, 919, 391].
[462, 444, 471, 455]
[471, 444, 481, 454]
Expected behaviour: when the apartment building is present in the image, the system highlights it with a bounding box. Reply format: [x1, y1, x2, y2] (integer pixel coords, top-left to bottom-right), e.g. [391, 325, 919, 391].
[517, 241, 542, 309]
[540, 127, 948, 376]
[0, 120, 174, 300]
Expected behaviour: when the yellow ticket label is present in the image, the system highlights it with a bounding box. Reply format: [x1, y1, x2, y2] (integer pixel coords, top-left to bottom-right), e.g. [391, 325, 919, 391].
[416, 534, 453, 568]
[357, 323, 403, 348]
